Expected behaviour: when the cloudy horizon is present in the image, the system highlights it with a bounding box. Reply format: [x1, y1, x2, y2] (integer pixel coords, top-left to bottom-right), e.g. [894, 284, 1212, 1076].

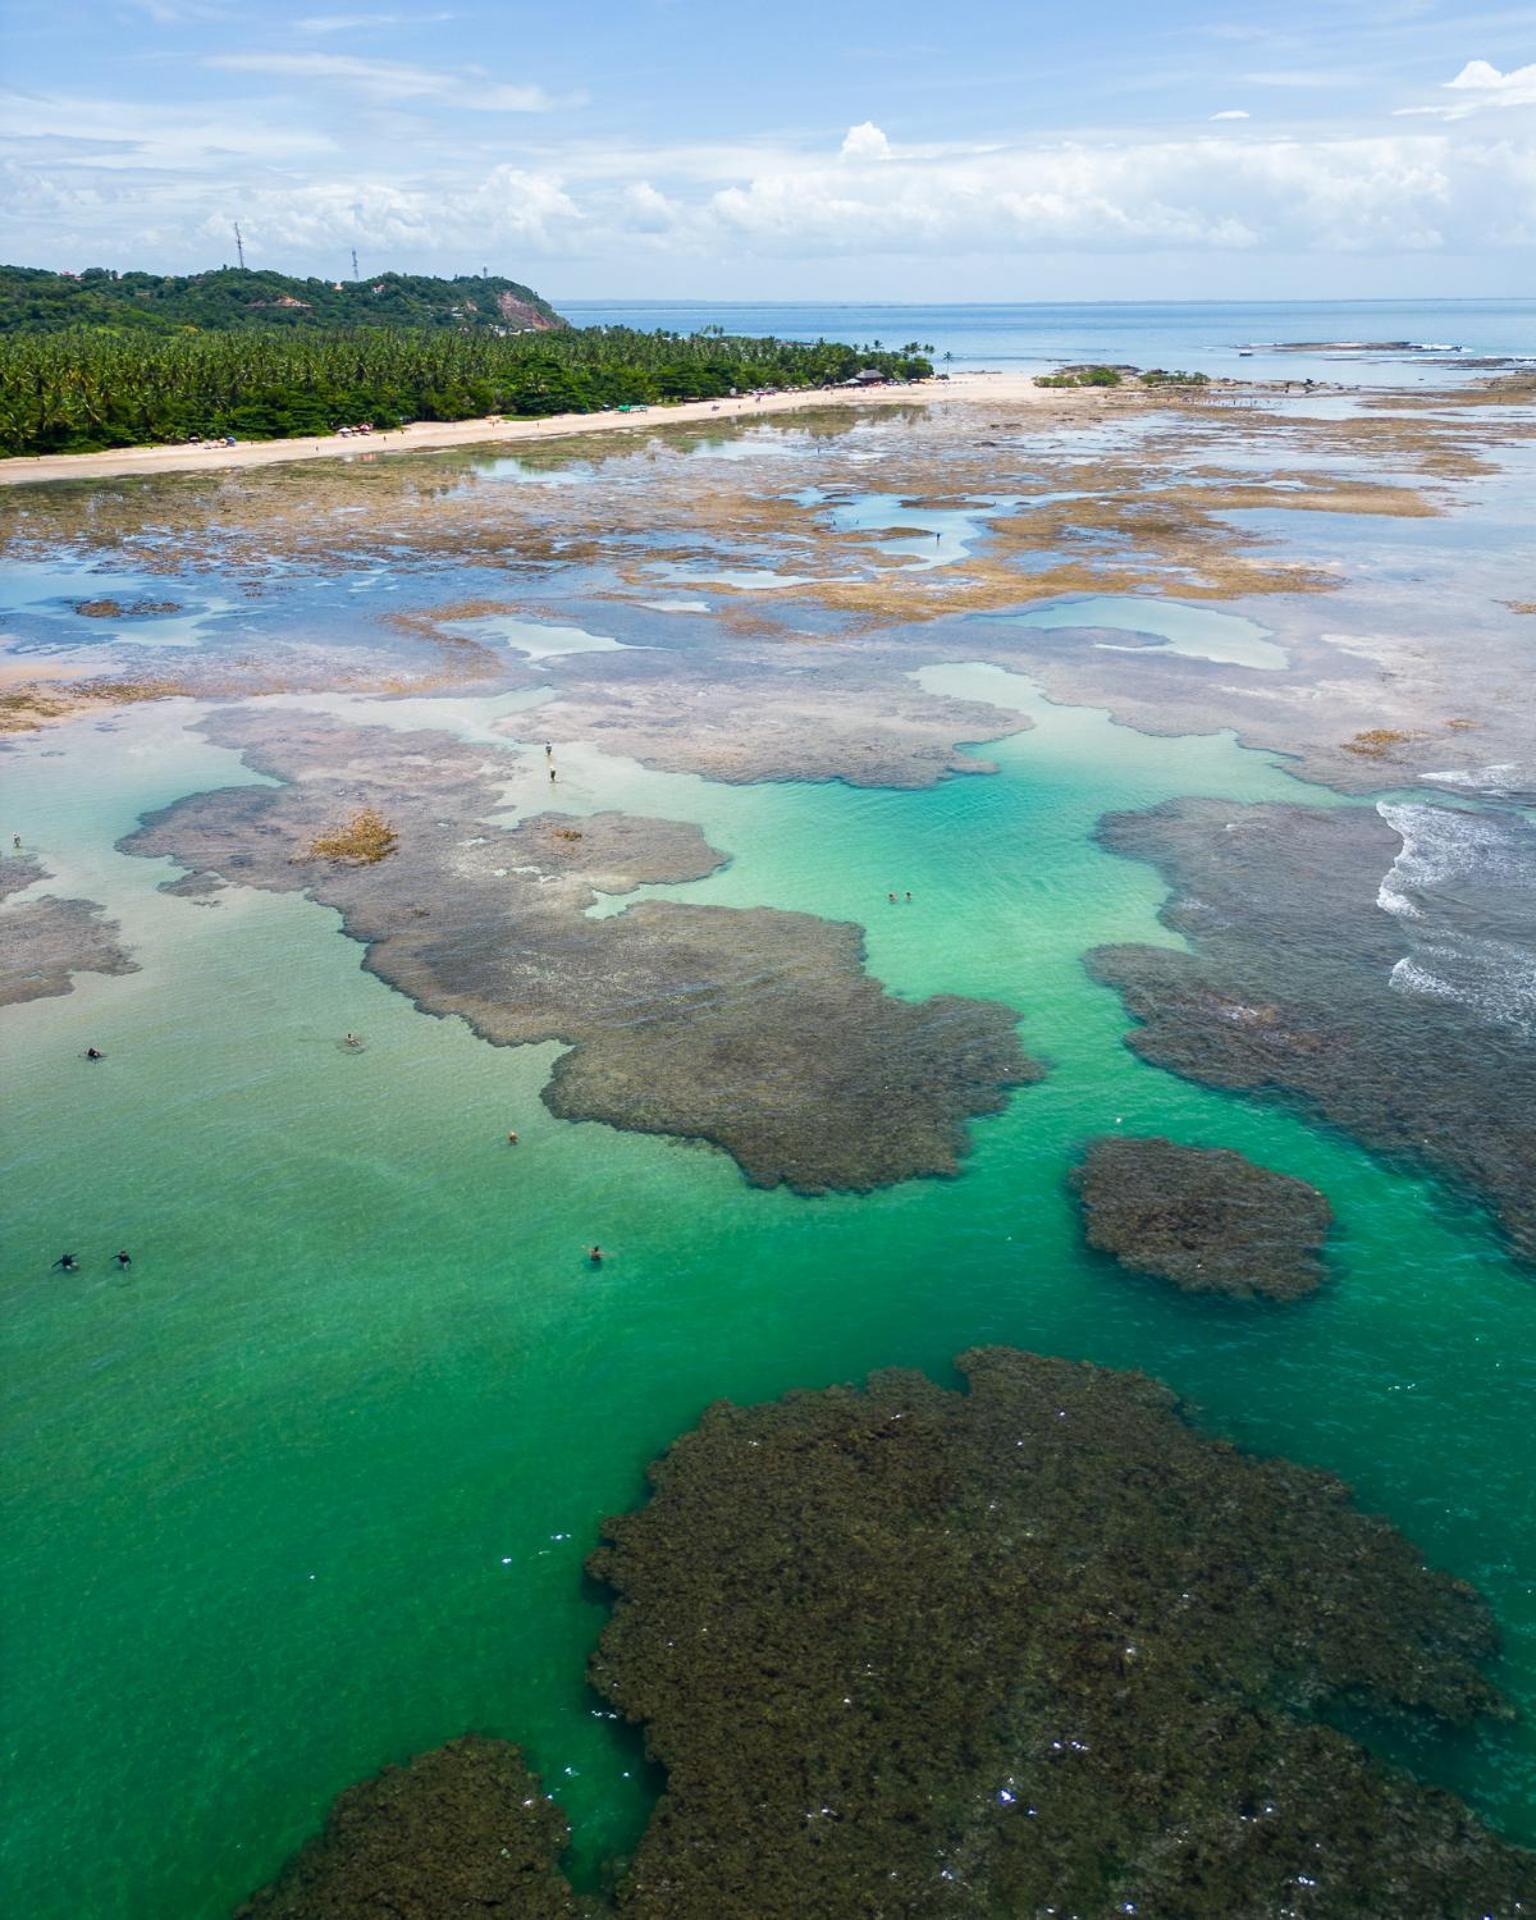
[1, 0, 1533, 299]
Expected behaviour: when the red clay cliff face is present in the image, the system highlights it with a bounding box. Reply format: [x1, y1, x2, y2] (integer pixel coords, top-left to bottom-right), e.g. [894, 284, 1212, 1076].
[498, 290, 564, 331]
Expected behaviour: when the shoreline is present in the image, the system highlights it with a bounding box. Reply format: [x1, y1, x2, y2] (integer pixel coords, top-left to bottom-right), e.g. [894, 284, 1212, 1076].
[0, 372, 1133, 488]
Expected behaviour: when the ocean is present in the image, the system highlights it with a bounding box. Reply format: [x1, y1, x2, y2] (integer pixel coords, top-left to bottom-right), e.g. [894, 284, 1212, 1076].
[560, 296, 1536, 386]
[3, 352, 1536, 1917]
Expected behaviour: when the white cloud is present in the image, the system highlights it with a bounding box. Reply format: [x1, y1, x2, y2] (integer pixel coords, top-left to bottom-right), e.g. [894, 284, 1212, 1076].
[194, 167, 582, 255]
[840, 122, 893, 161]
[205, 53, 571, 112]
[2, 116, 1533, 271]
[1398, 58, 1536, 118]
[0, 90, 337, 170]
[699, 133, 1514, 256]
[1210, 110, 1251, 121]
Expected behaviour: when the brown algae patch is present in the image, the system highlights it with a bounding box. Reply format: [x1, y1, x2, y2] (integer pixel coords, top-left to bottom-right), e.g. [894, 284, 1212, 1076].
[1073, 1135, 1331, 1300]
[120, 710, 1037, 1191]
[303, 808, 399, 865]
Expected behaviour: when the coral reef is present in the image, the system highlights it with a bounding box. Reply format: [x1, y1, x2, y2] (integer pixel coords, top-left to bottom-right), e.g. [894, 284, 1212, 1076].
[235, 1737, 591, 1920]
[121, 711, 1036, 1191]
[1087, 799, 1536, 1261]
[0, 854, 137, 1005]
[238, 1350, 1536, 1918]
[587, 1348, 1535, 1918]
[1073, 1135, 1332, 1300]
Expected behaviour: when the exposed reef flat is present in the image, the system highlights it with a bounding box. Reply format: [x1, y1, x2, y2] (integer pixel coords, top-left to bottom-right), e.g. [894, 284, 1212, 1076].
[518, 644, 1027, 788]
[121, 711, 1035, 1190]
[235, 1737, 590, 1920]
[1072, 1135, 1332, 1300]
[238, 1349, 1535, 1919]
[5, 382, 1531, 797]
[0, 854, 137, 1006]
[1088, 799, 1536, 1260]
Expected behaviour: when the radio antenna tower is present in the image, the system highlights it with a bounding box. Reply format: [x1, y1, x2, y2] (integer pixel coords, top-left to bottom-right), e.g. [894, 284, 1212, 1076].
[234, 222, 246, 269]
[351, 248, 359, 280]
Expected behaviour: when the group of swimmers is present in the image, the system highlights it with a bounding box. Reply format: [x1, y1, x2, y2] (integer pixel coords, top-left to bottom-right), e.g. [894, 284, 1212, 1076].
[887, 890, 914, 904]
[54, 1250, 132, 1274]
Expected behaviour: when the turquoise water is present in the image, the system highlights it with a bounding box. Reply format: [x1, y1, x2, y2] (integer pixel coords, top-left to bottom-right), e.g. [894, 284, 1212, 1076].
[6, 644, 1536, 1916]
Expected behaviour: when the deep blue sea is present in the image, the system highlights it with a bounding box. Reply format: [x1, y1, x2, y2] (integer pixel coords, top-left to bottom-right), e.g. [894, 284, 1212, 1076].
[558, 298, 1536, 387]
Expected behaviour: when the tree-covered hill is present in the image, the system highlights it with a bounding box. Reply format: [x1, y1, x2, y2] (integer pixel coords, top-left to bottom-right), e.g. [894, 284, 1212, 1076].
[0, 265, 567, 336]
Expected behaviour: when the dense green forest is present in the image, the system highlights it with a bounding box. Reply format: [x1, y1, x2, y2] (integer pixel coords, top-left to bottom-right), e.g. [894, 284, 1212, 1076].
[0, 325, 934, 455]
[0, 266, 566, 336]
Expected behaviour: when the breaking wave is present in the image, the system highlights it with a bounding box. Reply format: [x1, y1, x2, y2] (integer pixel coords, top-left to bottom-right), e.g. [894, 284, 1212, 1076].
[1377, 802, 1536, 1036]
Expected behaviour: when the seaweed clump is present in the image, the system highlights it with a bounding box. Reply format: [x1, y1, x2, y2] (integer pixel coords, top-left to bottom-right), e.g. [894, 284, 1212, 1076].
[304, 807, 399, 864]
[235, 1736, 592, 1920]
[587, 1348, 1534, 1918]
[1073, 1134, 1332, 1300]
[1342, 727, 1417, 757]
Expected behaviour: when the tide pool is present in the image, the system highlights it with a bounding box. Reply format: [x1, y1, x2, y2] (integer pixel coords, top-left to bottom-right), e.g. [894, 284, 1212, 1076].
[1002, 593, 1288, 670]
[4, 667, 1536, 1920]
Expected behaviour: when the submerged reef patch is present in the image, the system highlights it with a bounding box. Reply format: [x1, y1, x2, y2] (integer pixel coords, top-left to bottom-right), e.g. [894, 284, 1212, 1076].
[120, 711, 1035, 1191]
[1072, 1134, 1331, 1300]
[234, 1737, 591, 1920]
[0, 853, 137, 1006]
[588, 1348, 1532, 1917]
[1088, 798, 1536, 1261]
[240, 1349, 1536, 1917]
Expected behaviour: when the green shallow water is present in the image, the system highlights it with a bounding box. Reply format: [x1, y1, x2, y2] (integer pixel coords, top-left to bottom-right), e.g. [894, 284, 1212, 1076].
[5, 672, 1536, 1917]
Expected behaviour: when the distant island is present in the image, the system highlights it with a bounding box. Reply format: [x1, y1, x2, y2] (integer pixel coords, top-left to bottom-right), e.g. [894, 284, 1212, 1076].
[0, 265, 567, 336]
[0, 261, 932, 457]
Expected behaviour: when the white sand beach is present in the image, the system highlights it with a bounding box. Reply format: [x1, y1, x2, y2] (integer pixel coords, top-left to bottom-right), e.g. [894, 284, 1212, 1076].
[0, 372, 1093, 488]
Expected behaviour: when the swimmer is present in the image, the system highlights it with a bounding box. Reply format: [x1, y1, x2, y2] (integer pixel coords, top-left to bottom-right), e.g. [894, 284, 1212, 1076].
[343, 1032, 364, 1050]
[115, 1249, 132, 1269]
[507, 1130, 519, 1145]
[888, 892, 898, 904]
[54, 1253, 79, 1273]
[544, 743, 553, 758]
[904, 890, 912, 902]
[549, 768, 557, 782]
[85, 1046, 105, 1061]
[11, 833, 19, 850]
[588, 1245, 604, 1265]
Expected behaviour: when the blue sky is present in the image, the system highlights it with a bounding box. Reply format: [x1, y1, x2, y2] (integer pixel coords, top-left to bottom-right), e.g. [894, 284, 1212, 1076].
[1, 1, 1533, 297]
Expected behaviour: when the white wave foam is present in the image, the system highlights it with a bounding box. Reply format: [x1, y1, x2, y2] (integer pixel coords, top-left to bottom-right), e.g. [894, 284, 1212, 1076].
[1378, 801, 1536, 1036]
[1423, 764, 1530, 795]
